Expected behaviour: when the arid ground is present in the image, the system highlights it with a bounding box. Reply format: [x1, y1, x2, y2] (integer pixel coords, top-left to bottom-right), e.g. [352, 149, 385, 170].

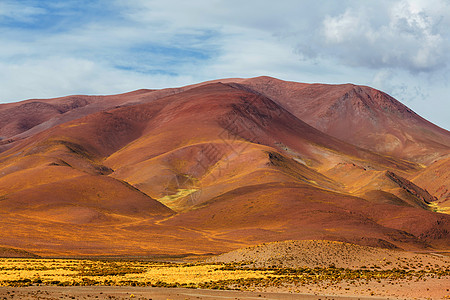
[0, 77, 449, 299]
[0, 241, 449, 299]
[0, 286, 412, 300]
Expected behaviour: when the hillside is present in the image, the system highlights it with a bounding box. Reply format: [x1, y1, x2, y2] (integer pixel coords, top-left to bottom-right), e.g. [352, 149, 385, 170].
[0, 77, 448, 256]
[209, 240, 450, 269]
[238, 76, 450, 165]
[0, 247, 40, 258]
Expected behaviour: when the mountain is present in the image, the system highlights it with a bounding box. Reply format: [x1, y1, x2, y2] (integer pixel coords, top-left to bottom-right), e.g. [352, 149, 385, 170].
[0, 77, 448, 256]
[234, 76, 450, 165]
[412, 157, 450, 211]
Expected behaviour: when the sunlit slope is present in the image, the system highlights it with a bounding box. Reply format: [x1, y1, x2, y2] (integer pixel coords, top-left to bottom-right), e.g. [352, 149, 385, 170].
[104, 83, 418, 198]
[324, 163, 435, 209]
[163, 182, 449, 250]
[239, 76, 450, 165]
[0, 109, 174, 227]
[411, 157, 450, 212]
[0, 79, 448, 255]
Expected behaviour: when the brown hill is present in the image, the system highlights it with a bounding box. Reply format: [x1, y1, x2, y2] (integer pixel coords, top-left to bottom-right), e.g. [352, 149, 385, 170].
[0, 78, 448, 256]
[163, 181, 450, 250]
[0, 247, 40, 258]
[324, 164, 435, 209]
[0, 79, 245, 153]
[3, 77, 448, 166]
[209, 240, 450, 270]
[103, 84, 420, 209]
[237, 76, 450, 165]
[412, 157, 450, 211]
[0, 88, 196, 153]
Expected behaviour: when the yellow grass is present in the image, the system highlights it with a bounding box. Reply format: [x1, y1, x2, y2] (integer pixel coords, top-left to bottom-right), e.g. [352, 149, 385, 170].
[0, 259, 269, 286]
[429, 201, 450, 214]
[158, 189, 199, 206]
[1, 257, 447, 294]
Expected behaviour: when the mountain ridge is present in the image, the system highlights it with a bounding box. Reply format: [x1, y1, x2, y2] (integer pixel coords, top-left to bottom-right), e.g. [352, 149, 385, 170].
[0, 77, 448, 256]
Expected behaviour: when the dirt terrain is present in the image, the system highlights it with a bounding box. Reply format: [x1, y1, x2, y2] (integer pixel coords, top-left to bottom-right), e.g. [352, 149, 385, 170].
[0, 77, 448, 257]
[0, 286, 401, 300]
[209, 240, 450, 270]
[0, 239, 449, 299]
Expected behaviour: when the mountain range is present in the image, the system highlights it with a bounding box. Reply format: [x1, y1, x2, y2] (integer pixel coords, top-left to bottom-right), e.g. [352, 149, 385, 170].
[0, 76, 449, 256]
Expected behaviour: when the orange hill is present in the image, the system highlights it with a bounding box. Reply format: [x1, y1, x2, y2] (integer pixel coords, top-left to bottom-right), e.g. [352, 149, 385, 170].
[0, 78, 448, 256]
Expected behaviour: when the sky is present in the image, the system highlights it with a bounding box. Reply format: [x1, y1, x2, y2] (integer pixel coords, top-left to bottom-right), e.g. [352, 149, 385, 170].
[0, 0, 449, 130]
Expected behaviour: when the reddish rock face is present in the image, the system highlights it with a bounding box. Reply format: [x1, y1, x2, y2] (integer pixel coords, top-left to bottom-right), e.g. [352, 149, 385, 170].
[237, 76, 450, 165]
[0, 77, 448, 256]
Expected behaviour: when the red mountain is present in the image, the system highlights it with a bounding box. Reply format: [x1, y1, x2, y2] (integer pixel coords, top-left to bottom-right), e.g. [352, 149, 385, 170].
[236, 76, 450, 165]
[0, 78, 448, 256]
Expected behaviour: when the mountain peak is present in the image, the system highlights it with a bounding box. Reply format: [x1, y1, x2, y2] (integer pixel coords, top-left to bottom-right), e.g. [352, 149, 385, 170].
[240, 77, 450, 164]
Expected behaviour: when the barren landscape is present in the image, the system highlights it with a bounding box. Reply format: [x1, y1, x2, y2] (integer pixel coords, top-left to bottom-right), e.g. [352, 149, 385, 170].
[0, 240, 449, 299]
[0, 77, 449, 299]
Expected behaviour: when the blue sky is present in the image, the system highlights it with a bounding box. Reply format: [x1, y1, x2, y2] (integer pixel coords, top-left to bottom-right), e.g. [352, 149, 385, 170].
[1, 0, 449, 130]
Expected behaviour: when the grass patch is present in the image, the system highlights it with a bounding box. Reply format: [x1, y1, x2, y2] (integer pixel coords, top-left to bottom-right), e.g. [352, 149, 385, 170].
[0, 259, 448, 290]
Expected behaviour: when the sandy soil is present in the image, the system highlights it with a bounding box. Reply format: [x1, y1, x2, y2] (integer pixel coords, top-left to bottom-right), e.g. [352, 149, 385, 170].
[209, 240, 450, 270]
[207, 240, 450, 299]
[261, 277, 450, 300]
[0, 286, 400, 300]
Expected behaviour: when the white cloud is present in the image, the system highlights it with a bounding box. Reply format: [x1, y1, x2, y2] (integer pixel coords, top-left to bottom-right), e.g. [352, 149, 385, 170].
[0, 57, 194, 102]
[323, 9, 366, 44]
[319, 0, 450, 72]
[0, 1, 45, 22]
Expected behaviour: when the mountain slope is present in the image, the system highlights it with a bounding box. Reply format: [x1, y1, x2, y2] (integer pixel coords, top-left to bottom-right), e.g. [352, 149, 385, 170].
[0, 77, 448, 256]
[238, 76, 450, 165]
[412, 157, 450, 212]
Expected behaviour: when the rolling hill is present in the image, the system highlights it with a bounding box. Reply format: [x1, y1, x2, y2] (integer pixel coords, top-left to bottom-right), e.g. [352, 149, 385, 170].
[0, 77, 448, 256]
